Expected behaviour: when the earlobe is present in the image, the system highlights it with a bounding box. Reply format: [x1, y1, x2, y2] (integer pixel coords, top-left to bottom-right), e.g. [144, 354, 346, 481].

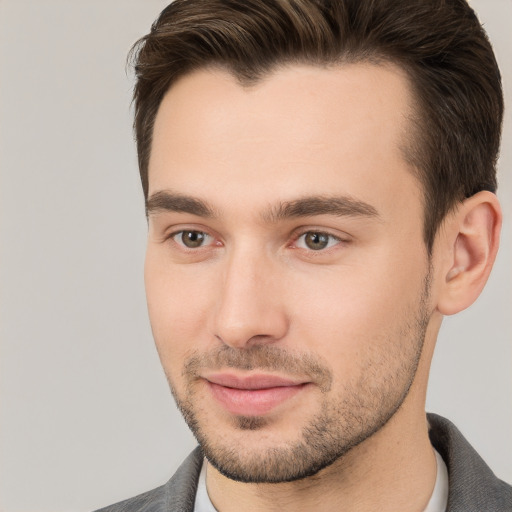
[437, 191, 501, 316]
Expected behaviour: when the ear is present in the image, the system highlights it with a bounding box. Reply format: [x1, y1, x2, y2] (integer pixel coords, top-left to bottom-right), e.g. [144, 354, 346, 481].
[436, 191, 502, 316]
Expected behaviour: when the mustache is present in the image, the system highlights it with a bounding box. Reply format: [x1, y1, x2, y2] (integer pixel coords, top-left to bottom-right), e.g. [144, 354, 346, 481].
[183, 345, 333, 392]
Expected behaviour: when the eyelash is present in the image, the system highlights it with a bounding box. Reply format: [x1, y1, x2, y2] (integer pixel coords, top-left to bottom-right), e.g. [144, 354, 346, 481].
[169, 230, 216, 249]
[292, 231, 343, 251]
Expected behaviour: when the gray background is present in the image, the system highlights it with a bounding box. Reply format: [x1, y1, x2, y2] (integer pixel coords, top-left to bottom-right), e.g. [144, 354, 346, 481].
[0, 1, 510, 511]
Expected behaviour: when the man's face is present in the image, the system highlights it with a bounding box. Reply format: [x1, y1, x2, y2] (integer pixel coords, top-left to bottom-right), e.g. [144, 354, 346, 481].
[145, 64, 433, 482]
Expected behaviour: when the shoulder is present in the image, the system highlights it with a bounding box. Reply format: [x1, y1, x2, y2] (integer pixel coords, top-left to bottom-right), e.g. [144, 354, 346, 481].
[94, 484, 167, 512]
[427, 413, 512, 511]
[94, 447, 204, 512]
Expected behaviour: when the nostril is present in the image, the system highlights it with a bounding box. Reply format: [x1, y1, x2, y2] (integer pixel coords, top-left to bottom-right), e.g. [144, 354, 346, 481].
[212, 315, 289, 349]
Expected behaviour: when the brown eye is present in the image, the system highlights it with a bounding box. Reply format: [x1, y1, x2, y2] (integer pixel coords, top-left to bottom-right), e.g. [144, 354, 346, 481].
[173, 230, 211, 248]
[305, 232, 329, 250]
[296, 231, 339, 251]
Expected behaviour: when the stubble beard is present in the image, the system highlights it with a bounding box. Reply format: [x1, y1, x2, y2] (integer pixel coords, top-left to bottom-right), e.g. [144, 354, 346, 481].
[166, 272, 432, 484]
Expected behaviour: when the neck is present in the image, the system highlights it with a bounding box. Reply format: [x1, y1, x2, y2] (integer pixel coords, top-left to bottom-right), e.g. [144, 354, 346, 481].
[206, 410, 436, 512]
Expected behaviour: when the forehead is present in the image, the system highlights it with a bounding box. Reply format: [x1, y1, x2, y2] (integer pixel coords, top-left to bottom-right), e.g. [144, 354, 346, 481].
[148, 63, 420, 217]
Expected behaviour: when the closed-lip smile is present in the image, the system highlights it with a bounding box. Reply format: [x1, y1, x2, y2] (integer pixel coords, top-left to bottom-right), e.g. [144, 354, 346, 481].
[203, 372, 310, 416]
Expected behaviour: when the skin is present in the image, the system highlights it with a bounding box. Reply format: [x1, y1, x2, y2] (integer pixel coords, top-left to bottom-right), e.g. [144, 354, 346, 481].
[145, 64, 501, 511]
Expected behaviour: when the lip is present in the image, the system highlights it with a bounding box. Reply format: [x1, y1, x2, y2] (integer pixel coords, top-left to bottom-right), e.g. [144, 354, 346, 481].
[206, 373, 306, 389]
[204, 373, 309, 416]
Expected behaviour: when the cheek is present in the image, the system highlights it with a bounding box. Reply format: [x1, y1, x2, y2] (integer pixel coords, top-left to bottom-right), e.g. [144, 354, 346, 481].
[288, 255, 426, 369]
[144, 250, 215, 372]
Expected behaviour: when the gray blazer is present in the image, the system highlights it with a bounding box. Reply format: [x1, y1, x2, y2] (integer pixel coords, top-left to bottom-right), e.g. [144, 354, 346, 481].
[95, 414, 512, 512]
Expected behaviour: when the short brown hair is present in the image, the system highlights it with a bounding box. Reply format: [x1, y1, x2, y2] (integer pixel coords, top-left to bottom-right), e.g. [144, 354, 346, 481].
[129, 0, 503, 252]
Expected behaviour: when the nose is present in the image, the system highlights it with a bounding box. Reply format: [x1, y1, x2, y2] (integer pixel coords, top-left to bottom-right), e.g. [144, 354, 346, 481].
[210, 248, 289, 349]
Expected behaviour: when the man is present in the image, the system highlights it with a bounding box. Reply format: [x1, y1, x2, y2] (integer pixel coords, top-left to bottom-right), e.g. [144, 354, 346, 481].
[97, 0, 511, 510]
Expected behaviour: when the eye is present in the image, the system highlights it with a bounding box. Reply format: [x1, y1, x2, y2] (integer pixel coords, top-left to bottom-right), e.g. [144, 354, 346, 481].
[172, 230, 213, 249]
[295, 231, 341, 251]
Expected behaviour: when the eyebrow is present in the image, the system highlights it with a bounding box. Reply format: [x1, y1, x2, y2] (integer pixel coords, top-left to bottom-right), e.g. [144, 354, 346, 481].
[264, 195, 380, 222]
[146, 191, 217, 218]
[146, 190, 380, 222]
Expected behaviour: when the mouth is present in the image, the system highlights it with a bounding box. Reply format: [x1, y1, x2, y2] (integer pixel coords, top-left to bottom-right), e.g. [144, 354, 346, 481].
[203, 373, 310, 416]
